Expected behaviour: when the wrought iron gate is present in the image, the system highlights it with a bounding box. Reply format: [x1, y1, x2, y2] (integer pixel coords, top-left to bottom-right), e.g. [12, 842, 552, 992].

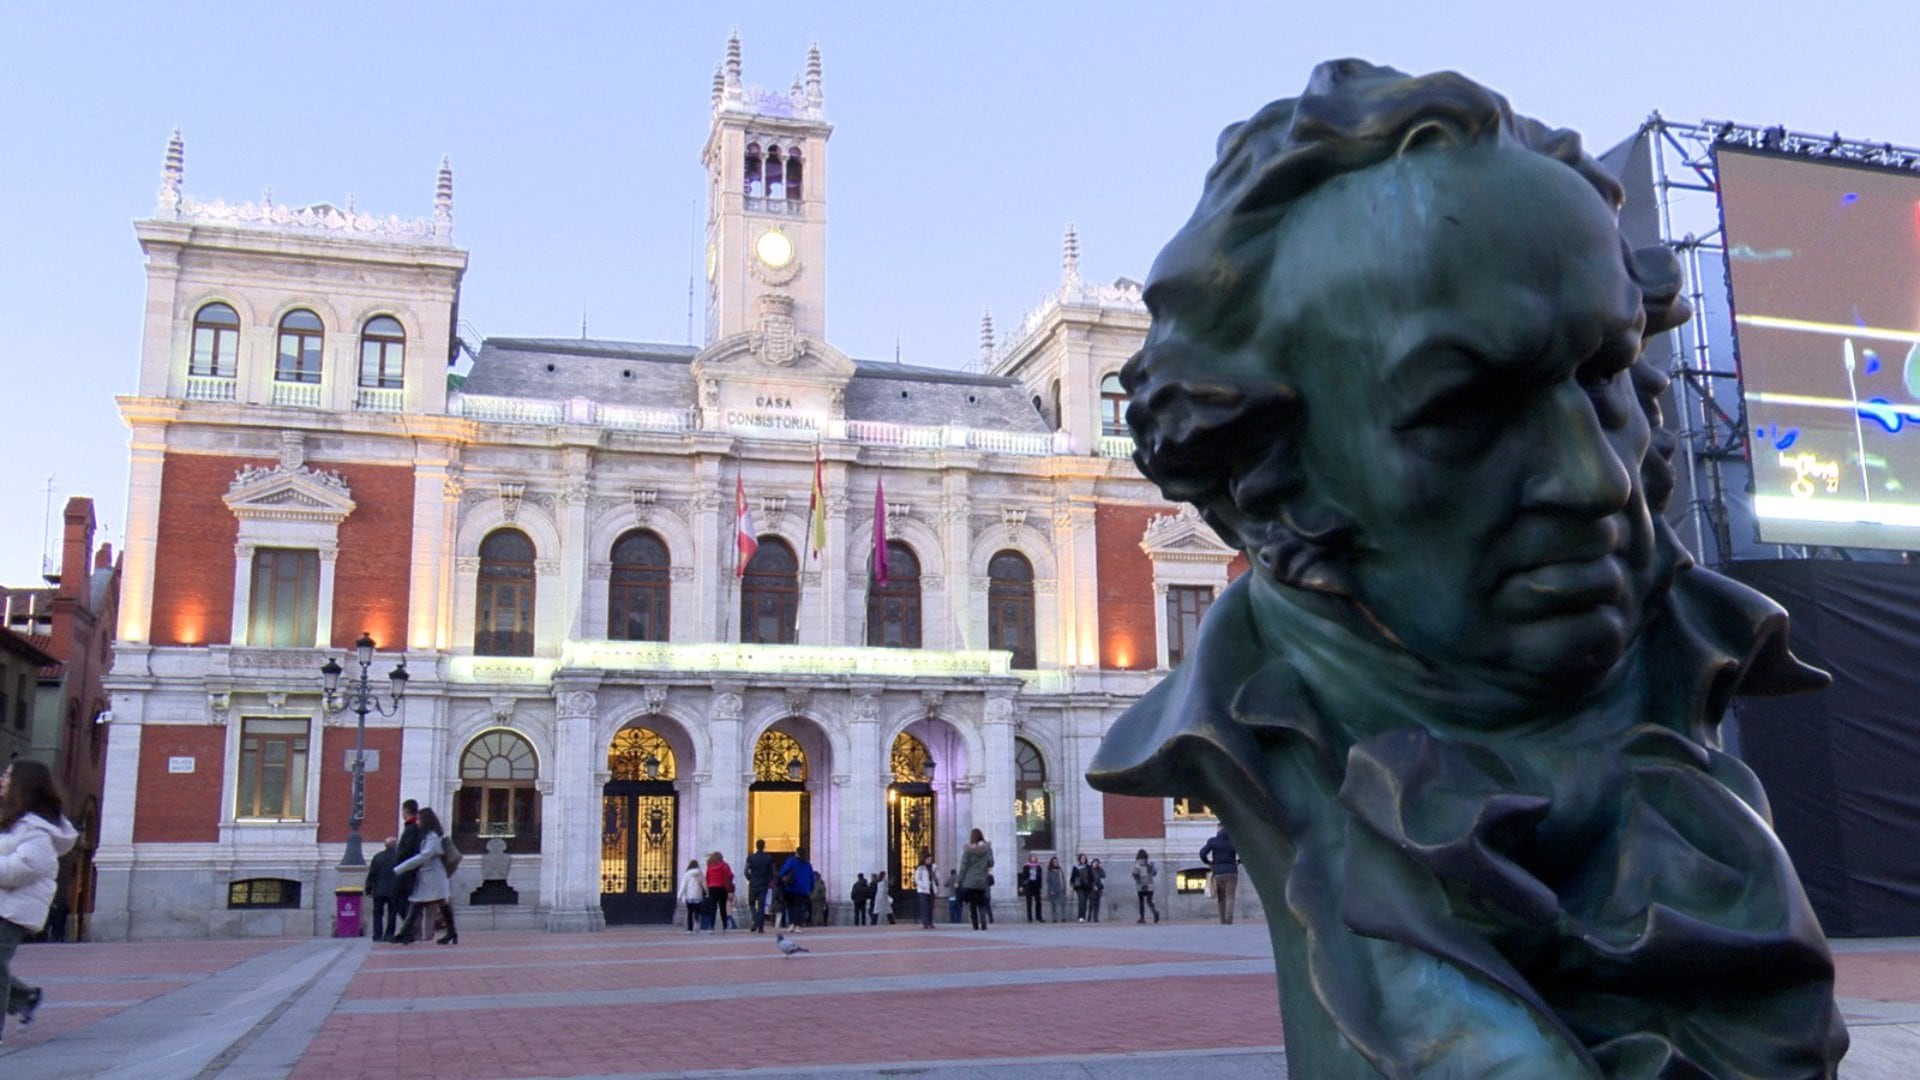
[601, 781, 677, 924]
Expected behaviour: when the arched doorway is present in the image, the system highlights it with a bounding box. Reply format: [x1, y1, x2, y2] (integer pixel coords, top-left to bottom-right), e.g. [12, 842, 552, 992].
[887, 731, 936, 919]
[748, 729, 809, 865]
[601, 726, 677, 925]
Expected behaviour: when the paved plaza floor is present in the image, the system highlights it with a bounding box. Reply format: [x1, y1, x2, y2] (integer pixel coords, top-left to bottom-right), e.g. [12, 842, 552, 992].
[0, 919, 1917, 1078]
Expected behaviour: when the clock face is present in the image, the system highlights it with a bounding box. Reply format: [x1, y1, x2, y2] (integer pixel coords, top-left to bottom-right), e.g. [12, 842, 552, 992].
[754, 228, 794, 269]
[705, 242, 717, 281]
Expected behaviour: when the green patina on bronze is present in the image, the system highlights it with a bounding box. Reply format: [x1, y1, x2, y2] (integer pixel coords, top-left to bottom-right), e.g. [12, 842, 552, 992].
[1088, 60, 1847, 1078]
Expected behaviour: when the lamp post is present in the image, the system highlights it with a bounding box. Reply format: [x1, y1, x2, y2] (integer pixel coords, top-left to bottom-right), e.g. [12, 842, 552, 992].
[320, 632, 408, 868]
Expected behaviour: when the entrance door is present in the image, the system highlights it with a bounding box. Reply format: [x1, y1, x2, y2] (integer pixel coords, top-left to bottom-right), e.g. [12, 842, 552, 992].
[888, 785, 935, 919]
[601, 780, 676, 924]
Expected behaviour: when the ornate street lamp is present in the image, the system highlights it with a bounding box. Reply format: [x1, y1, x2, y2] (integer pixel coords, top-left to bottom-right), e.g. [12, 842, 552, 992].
[320, 632, 408, 868]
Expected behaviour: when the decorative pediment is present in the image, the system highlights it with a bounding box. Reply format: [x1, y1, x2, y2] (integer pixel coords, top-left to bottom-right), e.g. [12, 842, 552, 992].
[690, 332, 856, 437]
[224, 463, 356, 524]
[1140, 504, 1236, 563]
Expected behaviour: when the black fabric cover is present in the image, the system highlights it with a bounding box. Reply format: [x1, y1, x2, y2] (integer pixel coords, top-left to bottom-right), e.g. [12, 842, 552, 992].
[1724, 559, 1920, 937]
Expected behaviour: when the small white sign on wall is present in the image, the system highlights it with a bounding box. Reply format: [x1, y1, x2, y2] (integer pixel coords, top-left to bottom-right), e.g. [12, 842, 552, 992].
[342, 749, 380, 773]
[167, 756, 195, 774]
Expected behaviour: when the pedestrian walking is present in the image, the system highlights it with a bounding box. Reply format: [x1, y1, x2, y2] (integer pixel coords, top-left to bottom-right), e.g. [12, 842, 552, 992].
[851, 873, 873, 926]
[1071, 854, 1092, 921]
[957, 828, 995, 931]
[1086, 858, 1107, 922]
[364, 837, 400, 941]
[1199, 825, 1238, 925]
[704, 851, 735, 931]
[1132, 849, 1160, 924]
[1041, 856, 1065, 923]
[678, 859, 707, 932]
[0, 760, 76, 1043]
[945, 868, 962, 924]
[913, 854, 938, 928]
[872, 869, 889, 924]
[744, 839, 775, 933]
[811, 872, 828, 927]
[1020, 854, 1045, 922]
[390, 799, 423, 943]
[390, 807, 456, 945]
[779, 847, 815, 928]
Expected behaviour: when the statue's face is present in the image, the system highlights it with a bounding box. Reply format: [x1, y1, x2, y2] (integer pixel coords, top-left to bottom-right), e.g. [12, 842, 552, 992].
[1265, 144, 1656, 698]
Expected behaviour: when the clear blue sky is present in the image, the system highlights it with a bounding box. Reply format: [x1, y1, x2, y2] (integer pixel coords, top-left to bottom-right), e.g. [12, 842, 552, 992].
[1, 1, 1913, 585]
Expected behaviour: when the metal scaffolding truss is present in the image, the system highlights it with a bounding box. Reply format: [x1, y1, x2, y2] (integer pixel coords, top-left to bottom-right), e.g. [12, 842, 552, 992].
[1641, 115, 1920, 565]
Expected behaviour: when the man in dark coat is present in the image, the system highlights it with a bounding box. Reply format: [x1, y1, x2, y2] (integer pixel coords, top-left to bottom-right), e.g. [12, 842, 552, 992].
[743, 839, 776, 934]
[389, 799, 421, 943]
[1197, 826, 1237, 925]
[364, 836, 401, 941]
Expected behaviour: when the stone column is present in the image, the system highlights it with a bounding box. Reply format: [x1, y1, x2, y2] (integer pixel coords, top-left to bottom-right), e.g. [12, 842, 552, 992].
[704, 686, 746, 857]
[118, 428, 168, 645]
[557, 449, 593, 641]
[979, 694, 1018, 879]
[939, 486, 972, 650]
[543, 685, 605, 931]
[845, 690, 883, 891]
[690, 455, 726, 641]
[407, 448, 458, 652]
[90, 701, 145, 941]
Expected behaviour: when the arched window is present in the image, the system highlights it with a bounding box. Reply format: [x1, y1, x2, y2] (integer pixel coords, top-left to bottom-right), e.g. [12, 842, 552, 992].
[609, 529, 670, 642]
[988, 550, 1037, 669]
[1099, 373, 1127, 435]
[453, 729, 540, 854]
[740, 538, 798, 644]
[765, 146, 785, 200]
[785, 147, 804, 201]
[1015, 737, 1053, 851]
[476, 529, 536, 656]
[744, 142, 763, 197]
[190, 302, 240, 378]
[275, 309, 325, 383]
[358, 315, 406, 389]
[866, 540, 921, 648]
[1049, 380, 1063, 431]
[609, 726, 676, 781]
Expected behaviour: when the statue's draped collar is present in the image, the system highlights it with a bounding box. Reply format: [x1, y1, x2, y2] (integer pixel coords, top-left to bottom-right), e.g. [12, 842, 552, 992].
[1089, 562, 1845, 1076]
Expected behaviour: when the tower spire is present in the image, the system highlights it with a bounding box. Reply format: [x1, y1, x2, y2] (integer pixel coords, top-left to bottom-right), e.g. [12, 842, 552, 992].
[157, 128, 184, 217]
[1061, 222, 1082, 290]
[805, 42, 823, 107]
[978, 308, 995, 370]
[724, 29, 742, 90]
[433, 156, 454, 240]
[712, 65, 725, 108]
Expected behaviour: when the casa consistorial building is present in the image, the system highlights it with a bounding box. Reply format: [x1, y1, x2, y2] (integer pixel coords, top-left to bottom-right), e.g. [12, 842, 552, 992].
[96, 36, 1246, 939]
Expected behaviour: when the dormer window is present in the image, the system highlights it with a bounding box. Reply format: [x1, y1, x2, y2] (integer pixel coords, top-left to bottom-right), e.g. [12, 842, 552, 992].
[275, 310, 324, 384]
[190, 303, 240, 378]
[358, 316, 405, 390]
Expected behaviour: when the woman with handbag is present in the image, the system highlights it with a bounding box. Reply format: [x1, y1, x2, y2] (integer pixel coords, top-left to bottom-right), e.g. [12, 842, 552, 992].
[0, 761, 76, 1042]
[390, 806, 455, 944]
[956, 828, 995, 931]
[1131, 849, 1160, 924]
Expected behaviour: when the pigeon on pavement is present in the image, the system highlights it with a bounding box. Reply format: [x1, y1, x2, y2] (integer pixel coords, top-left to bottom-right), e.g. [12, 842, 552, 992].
[776, 932, 809, 956]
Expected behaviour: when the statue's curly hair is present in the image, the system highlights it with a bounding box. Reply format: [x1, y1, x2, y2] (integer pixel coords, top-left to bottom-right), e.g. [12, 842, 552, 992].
[1124, 60, 1690, 593]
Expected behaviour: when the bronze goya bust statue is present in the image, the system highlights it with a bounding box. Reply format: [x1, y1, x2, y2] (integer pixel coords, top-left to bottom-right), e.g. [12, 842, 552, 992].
[1088, 60, 1847, 1078]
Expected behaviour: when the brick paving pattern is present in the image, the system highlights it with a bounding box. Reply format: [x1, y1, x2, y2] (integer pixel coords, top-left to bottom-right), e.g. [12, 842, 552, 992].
[1, 923, 1917, 1077]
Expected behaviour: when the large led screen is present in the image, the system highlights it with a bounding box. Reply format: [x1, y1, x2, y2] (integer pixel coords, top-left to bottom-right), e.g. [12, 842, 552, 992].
[1719, 145, 1920, 549]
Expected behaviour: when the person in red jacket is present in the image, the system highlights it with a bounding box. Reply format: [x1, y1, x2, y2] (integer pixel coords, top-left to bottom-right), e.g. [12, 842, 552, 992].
[703, 851, 736, 932]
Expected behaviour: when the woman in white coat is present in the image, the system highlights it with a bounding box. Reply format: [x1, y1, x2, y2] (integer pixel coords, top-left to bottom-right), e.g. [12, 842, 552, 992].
[0, 760, 77, 1042]
[678, 859, 707, 932]
[390, 806, 453, 945]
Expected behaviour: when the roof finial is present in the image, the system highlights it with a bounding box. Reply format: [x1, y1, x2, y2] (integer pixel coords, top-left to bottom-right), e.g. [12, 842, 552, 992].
[978, 308, 996, 369]
[433, 156, 454, 240]
[805, 42, 823, 105]
[157, 128, 184, 217]
[711, 65, 725, 108]
[1062, 222, 1081, 289]
[724, 29, 742, 88]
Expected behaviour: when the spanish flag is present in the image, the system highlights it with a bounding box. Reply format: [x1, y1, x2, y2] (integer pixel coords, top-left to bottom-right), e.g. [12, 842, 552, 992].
[807, 444, 828, 559]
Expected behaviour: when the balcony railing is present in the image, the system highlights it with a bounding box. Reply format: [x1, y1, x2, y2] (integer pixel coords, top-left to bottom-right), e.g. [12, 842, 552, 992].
[354, 387, 405, 412]
[1097, 434, 1136, 459]
[270, 381, 323, 408]
[184, 375, 237, 402]
[453, 393, 564, 424]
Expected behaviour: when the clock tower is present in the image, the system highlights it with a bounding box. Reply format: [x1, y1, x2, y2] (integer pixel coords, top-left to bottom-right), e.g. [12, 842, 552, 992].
[702, 34, 831, 347]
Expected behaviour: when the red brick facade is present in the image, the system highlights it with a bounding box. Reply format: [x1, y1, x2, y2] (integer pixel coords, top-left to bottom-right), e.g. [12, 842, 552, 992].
[1094, 504, 1158, 671]
[133, 726, 225, 842]
[317, 726, 405, 843]
[326, 463, 416, 650]
[1102, 792, 1165, 840]
[147, 454, 415, 649]
[150, 454, 266, 646]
